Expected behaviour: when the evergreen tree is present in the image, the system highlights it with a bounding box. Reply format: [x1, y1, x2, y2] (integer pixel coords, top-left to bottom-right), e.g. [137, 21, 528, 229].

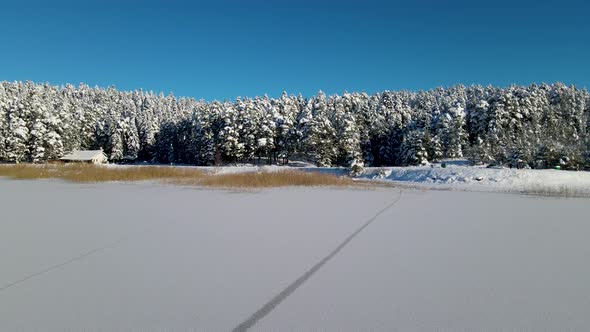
[333, 94, 363, 168]
[0, 80, 588, 169]
[399, 129, 429, 165]
[307, 91, 337, 166]
[218, 104, 245, 164]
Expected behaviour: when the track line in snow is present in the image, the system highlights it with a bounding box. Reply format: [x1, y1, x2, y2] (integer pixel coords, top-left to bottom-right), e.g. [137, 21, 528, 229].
[231, 189, 403, 332]
[0, 236, 129, 294]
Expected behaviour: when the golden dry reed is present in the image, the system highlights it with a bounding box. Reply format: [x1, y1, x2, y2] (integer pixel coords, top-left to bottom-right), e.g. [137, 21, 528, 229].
[0, 164, 356, 188]
[0, 164, 204, 182]
[199, 170, 355, 188]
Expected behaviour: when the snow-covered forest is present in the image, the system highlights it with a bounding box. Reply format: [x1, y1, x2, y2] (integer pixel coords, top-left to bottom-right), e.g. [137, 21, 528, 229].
[0, 81, 588, 169]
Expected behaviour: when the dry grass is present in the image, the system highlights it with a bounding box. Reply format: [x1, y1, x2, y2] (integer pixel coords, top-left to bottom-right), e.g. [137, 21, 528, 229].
[0, 164, 357, 188]
[517, 183, 590, 198]
[0, 164, 204, 183]
[199, 170, 356, 188]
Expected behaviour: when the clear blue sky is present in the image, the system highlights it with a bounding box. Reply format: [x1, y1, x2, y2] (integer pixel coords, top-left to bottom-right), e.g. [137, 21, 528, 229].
[1, 0, 588, 101]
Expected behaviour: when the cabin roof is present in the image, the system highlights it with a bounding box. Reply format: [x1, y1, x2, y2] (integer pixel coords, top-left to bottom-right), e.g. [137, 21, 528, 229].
[59, 150, 107, 161]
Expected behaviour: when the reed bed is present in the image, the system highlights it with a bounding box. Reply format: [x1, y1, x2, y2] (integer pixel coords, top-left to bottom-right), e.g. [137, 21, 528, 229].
[0, 164, 204, 182]
[199, 170, 356, 188]
[0, 164, 356, 188]
[516, 183, 590, 198]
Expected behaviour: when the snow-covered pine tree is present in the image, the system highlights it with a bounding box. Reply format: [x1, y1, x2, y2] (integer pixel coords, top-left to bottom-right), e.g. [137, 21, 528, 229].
[0, 80, 589, 169]
[585, 90, 590, 169]
[307, 91, 337, 166]
[333, 93, 363, 169]
[107, 122, 125, 162]
[0, 83, 8, 161]
[218, 103, 245, 164]
[399, 128, 429, 166]
[3, 83, 30, 163]
[465, 96, 491, 164]
[374, 91, 401, 165]
[271, 92, 298, 164]
[294, 95, 314, 162]
[486, 92, 509, 164]
[5, 111, 29, 163]
[350, 92, 374, 166]
[425, 133, 443, 162]
[253, 96, 276, 163]
[437, 103, 467, 159]
[22, 84, 46, 162]
[153, 121, 176, 164]
[135, 92, 159, 161]
[550, 84, 587, 169]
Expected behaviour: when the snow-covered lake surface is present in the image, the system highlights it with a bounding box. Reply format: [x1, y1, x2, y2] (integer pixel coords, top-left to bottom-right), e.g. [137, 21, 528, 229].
[1, 179, 589, 331]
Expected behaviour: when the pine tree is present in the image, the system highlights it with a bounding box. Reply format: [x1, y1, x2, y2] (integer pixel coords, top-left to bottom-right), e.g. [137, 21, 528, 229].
[333, 94, 363, 168]
[399, 129, 429, 165]
[0, 80, 588, 170]
[254, 96, 276, 163]
[218, 104, 245, 164]
[375, 92, 401, 165]
[0, 83, 9, 161]
[153, 121, 176, 164]
[272, 92, 298, 164]
[425, 133, 443, 162]
[294, 96, 313, 161]
[5, 111, 29, 163]
[307, 91, 337, 166]
[3, 84, 30, 163]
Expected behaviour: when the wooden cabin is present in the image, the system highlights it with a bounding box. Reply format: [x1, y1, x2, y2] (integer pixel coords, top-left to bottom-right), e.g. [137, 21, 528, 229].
[59, 150, 108, 164]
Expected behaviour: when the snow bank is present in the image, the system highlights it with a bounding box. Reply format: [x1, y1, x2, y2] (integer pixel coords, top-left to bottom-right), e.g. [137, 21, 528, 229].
[358, 160, 590, 196]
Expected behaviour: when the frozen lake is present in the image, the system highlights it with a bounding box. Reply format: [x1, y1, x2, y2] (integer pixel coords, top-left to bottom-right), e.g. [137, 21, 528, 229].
[1, 179, 589, 331]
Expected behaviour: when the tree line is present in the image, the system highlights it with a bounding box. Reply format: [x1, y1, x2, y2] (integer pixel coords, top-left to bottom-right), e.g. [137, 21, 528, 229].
[0, 81, 588, 170]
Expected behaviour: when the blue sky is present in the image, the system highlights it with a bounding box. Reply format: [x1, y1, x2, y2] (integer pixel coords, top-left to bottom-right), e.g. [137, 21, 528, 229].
[0, 0, 588, 101]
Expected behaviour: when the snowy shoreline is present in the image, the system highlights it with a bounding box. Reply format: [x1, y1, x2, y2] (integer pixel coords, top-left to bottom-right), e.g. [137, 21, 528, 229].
[183, 159, 590, 197]
[162, 159, 590, 197]
[4, 160, 590, 197]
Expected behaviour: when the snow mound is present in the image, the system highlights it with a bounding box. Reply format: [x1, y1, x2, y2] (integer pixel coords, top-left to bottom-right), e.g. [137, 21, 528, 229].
[359, 160, 590, 196]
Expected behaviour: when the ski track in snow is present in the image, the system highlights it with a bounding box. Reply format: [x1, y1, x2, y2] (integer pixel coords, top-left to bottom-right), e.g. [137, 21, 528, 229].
[232, 189, 403, 332]
[0, 236, 129, 293]
[2, 179, 590, 330]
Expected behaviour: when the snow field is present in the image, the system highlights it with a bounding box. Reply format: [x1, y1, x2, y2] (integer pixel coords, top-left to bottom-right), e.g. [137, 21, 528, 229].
[1, 179, 589, 331]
